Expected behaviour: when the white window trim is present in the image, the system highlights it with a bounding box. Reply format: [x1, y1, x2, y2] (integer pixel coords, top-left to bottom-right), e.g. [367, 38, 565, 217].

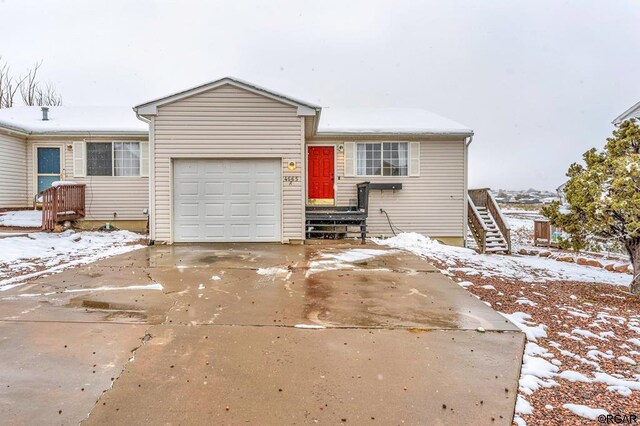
[85, 141, 145, 178]
[355, 142, 410, 177]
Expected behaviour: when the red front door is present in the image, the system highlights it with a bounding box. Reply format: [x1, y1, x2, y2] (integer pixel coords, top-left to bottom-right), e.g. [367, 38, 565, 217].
[308, 146, 335, 204]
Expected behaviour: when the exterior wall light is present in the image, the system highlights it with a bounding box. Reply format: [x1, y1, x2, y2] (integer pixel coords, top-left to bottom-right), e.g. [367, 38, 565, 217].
[288, 161, 296, 171]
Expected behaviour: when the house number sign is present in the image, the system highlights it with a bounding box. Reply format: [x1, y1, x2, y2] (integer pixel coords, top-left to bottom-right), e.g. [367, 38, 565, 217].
[283, 175, 300, 185]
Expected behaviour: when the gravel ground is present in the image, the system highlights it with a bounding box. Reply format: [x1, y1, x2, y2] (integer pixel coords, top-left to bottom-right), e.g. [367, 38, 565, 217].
[441, 258, 640, 425]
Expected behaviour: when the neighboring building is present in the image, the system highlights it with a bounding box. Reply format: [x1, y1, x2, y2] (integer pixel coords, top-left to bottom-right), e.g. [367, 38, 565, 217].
[0, 77, 474, 245]
[613, 100, 640, 125]
[0, 106, 149, 231]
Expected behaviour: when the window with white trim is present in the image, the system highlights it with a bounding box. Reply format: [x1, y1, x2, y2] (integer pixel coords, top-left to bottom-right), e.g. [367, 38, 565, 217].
[356, 142, 408, 176]
[86, 142, 141, 176]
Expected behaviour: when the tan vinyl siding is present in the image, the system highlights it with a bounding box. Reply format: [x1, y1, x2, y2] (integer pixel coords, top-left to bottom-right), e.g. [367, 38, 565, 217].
[307, 139, 466, 239]
[0, 132, 28, 208]
[26, 136, 149, 220]
[152, 83, 304, 243]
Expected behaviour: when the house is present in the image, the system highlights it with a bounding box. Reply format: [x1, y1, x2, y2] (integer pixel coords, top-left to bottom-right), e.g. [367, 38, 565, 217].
[0, 106, 149, 231]
[0, 77, 473, 245]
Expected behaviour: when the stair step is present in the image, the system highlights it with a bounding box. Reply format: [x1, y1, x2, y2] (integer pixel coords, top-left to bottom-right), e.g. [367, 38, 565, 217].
[486, 247, 509, 253]
[486, 242, 507, 247]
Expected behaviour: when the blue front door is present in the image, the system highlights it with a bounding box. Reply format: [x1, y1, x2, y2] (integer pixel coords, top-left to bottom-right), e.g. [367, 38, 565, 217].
[37, 147, 61, 193]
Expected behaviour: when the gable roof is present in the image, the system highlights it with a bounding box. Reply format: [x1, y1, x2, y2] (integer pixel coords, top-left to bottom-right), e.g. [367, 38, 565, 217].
[613, 100, 640, 125]
[0, 106, 147, 135]
[316, 107, 473, 136]
[134, 76, 321, 117]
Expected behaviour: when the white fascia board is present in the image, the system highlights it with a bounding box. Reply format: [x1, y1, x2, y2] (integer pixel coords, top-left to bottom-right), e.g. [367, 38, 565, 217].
[297, 105, 318, 116]
[134, 77, 320, 117]
[613, 100, 640, 124]
[314, 130, 474, 138]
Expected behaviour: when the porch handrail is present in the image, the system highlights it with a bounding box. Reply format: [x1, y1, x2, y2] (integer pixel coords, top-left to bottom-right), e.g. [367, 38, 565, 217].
[486, 191, 511, 254]
[467, 194, 488, 253]
[41, 184, 86, 231]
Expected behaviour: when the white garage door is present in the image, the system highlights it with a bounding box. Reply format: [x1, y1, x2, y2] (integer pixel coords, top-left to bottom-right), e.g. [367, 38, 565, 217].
[173, 159, 281, 242]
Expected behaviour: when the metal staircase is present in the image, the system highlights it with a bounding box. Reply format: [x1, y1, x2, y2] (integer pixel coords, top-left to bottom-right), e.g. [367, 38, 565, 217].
[467, 189, 511, 254]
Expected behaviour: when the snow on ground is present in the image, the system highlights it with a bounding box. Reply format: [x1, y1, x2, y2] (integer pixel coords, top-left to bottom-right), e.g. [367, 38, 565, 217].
[2, 284, 164, 299]
[0, 210, 41, 227]
[373, 232, 640, 425]
[373, 233, 630, 286]
[305, 248, 391, 277]
[562, 404, 608, 420]
[0, 230, 145, 290]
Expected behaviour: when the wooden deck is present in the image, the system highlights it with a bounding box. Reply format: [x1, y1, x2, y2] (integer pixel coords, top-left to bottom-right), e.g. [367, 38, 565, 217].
[41, 184, 86, 231]
[305, 183, 370, 242]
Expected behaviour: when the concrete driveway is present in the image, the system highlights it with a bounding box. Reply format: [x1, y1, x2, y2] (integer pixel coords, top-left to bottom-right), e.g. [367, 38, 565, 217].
[0, 243, 524, 425]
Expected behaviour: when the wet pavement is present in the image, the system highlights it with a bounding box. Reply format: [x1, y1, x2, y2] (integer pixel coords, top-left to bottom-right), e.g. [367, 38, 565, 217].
[0, 243, 524, 425]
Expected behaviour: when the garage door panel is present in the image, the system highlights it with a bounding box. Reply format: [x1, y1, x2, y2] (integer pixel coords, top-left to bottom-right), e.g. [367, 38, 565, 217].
[203, 162, 224, 175]
[177, 202, 200, 218]
[204, 182, 225, 196]
[256, 203, 276, 217]
[230, 224, 250, 239]
[255, 181, 276, 196]
[175, 160, 199, 177]
[230, 182, 250, 196]
[205, 203, 225, 218]
[177, 182, 199, 196]
[230, 203, 250, 217]
[204, 224, 225, 239]
[256, 224, 277, 238]
[176, 224, 200, 239]
[173, 159, 281, 242]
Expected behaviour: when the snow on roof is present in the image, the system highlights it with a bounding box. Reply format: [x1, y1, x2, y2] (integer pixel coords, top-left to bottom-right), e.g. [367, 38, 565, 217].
[0, 106, 147, 134]
[317, 107, 473, 136]
[135, 76, 321, 114]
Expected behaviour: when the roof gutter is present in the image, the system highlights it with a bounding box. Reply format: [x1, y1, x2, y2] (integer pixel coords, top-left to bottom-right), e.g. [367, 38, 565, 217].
[314, 131, 474, 138]
[133, 107, 151, 124]
[32, 130, 149, 136]
[0, 124, 29, 137]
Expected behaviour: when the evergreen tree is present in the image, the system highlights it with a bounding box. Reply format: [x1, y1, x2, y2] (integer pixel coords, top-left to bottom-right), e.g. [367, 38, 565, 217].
[542, 119, 640, 295]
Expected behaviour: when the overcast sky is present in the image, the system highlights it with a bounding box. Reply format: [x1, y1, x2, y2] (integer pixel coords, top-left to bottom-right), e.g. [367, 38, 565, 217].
[2, 0, 639, 191]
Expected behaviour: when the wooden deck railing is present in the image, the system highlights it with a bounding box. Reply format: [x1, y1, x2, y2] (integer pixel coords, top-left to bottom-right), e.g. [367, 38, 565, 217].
[467, 188, 512, 254]
[467, 194, 488, 252]
[486, 191, 511, 254]
[41, 184, 86, 231]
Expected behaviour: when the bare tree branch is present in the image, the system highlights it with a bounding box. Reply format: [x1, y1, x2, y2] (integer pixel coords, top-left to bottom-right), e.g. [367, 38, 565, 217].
[19, 61, 42, 106]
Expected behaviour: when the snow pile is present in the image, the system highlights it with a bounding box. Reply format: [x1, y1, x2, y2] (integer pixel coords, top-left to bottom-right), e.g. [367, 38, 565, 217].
[0, 230, 145, 290]
[501, 312, 547, 342]
[372, 233, 631, 286]
[306, 248, 390, 276]
[51, 180, 79, 187]
[294, 324, 325, 329]
[562, 404, 608, 420]
[256, 267, 291, 283]
[0, 210, 41, 227]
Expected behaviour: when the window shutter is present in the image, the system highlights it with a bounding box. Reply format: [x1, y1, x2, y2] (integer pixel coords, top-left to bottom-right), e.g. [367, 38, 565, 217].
[409, 142, 420, 177]
[73, 141, 86, 177]
[140, 142, 149, 177]
[344, 142, 355, 177]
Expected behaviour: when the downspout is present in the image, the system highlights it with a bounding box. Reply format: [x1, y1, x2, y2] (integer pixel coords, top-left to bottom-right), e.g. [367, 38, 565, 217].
[463, 135, 473, 248]
[134, 110, 154, 244]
